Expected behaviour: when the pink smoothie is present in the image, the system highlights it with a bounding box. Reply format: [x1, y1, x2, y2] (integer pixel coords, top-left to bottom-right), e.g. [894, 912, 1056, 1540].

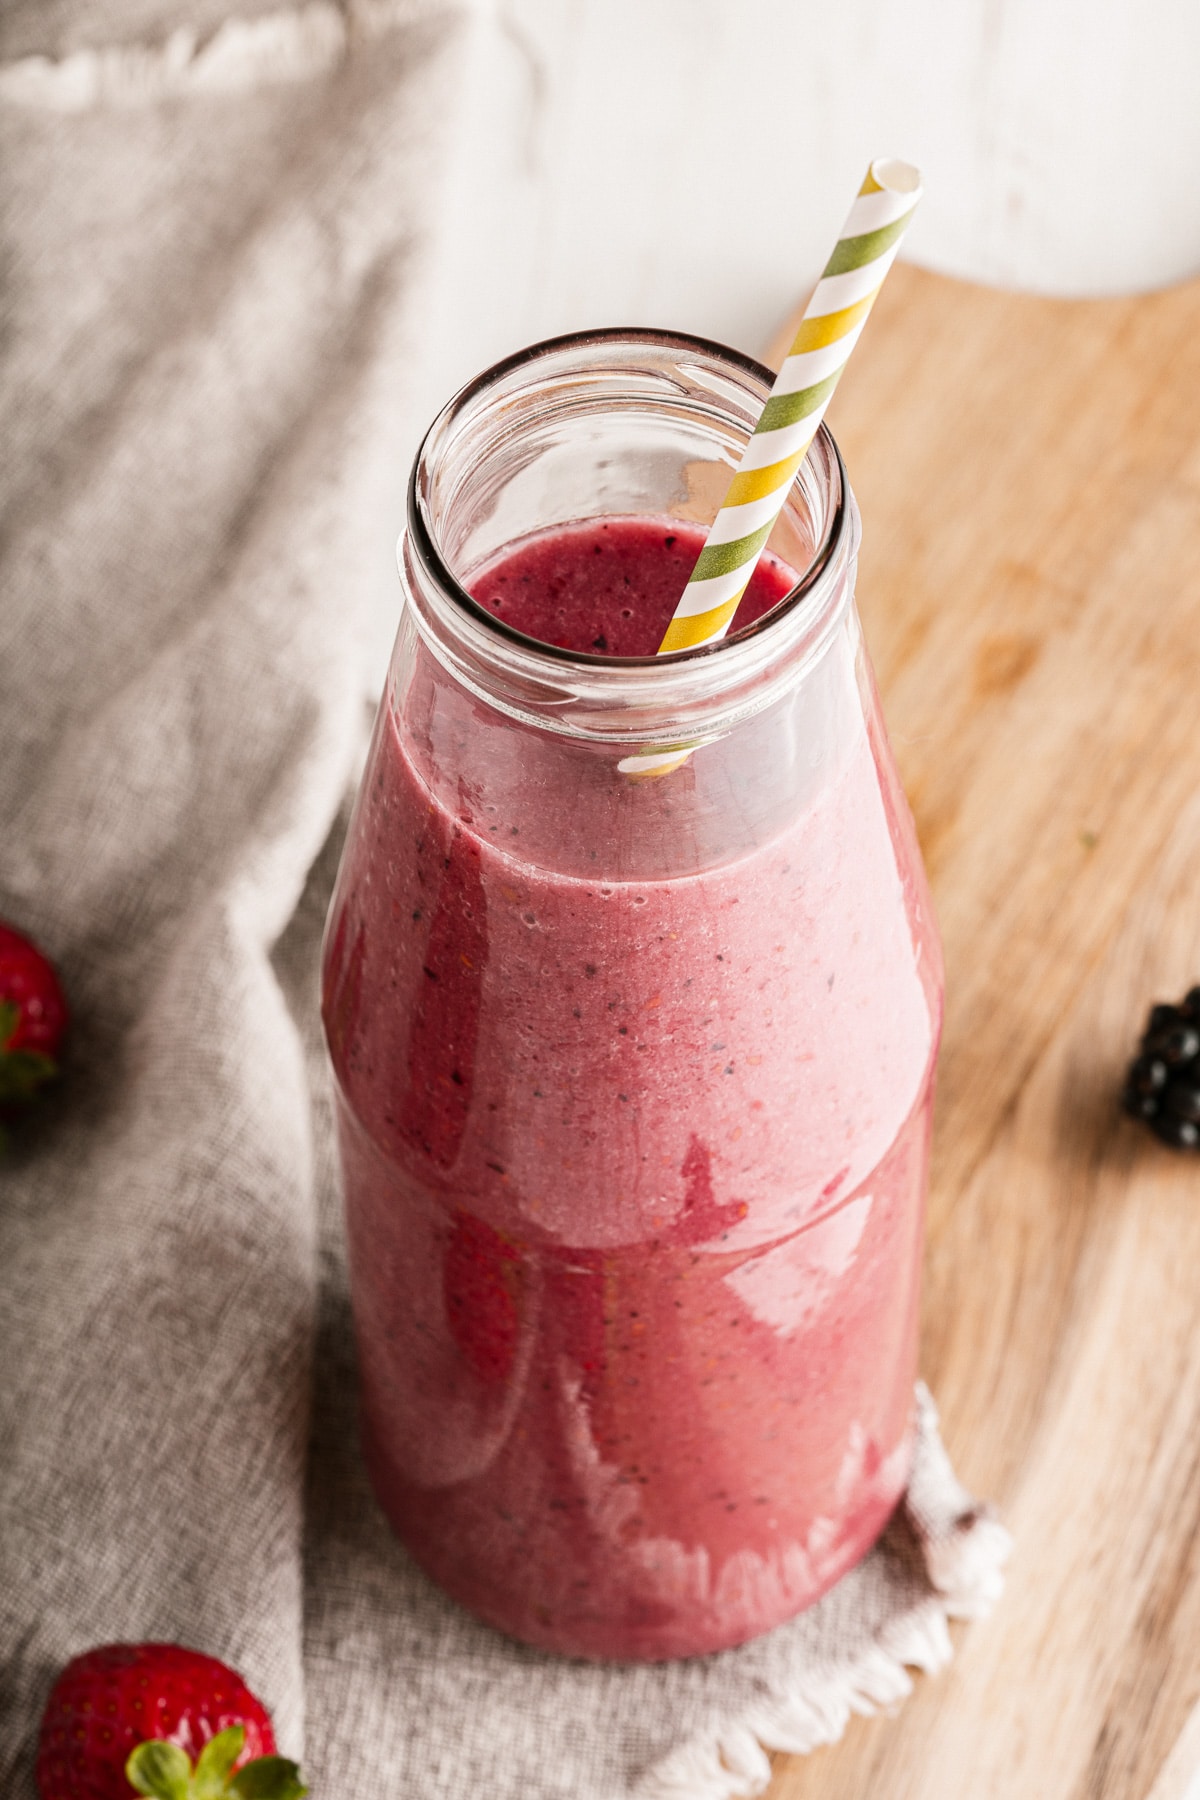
[323, 517, 941, 1660]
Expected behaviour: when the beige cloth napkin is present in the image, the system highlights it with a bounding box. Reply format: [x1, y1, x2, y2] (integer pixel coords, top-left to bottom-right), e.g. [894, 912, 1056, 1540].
[0, 8, 1009, 1794]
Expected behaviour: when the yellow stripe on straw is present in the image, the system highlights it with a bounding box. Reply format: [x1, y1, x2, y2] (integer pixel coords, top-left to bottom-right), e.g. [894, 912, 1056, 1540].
[618, 156, 922, 776]
[722, 449, 810, 509]
[786, 289, 880, 354]
[659, 595, 750, 655]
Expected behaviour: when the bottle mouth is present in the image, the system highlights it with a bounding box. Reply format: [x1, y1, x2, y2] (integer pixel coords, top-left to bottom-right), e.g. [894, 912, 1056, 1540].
[400, 327, 858, 742]
[408, 326, 848, 671]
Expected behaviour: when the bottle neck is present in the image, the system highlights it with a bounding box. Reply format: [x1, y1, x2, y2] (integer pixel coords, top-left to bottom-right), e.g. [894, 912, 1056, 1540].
[398, 328, 859, 748]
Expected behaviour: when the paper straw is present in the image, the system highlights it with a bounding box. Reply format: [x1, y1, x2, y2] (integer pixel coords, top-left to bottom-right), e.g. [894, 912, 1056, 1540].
[657, 157, 922, 655]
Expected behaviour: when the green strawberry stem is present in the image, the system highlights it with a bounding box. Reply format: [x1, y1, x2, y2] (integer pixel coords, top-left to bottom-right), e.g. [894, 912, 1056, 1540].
[0, 999, 57, 1106]
[126, 1728, 307, 1800]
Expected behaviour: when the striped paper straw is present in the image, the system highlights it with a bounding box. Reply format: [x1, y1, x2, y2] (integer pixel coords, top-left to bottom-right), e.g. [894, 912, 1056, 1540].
[657, 157, 922, 655]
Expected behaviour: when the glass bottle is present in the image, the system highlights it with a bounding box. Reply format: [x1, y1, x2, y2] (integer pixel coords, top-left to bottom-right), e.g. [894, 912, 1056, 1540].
[322, 329, 942, 1661]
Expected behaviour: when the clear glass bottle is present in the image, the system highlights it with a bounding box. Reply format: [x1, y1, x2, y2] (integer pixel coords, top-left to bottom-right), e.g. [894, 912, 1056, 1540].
[322, 330, 942, 1661]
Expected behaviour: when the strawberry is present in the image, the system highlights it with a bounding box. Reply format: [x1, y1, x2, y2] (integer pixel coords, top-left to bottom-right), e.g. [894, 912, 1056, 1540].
[36, 1643, 306, 1800]
[0, 919, 68, 1111]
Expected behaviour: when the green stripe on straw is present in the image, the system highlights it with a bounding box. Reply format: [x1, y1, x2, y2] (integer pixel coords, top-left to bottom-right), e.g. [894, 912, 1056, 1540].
[689, 521, 776, 585]
[822, 211, 913, 277]
[756, 371, 842, 435]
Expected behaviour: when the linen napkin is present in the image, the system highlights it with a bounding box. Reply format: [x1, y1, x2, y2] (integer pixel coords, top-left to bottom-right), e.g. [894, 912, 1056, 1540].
[0, 6, 1009, 1794]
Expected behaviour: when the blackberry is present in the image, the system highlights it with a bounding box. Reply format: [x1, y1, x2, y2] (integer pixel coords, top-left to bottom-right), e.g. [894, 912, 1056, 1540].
[1123, 989, 1200, 1151]
[1154, 1115, 1200, 1151]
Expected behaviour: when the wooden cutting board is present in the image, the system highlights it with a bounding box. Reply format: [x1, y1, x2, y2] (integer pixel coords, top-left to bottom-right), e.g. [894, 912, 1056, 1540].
[762, 263, 1200, 1800]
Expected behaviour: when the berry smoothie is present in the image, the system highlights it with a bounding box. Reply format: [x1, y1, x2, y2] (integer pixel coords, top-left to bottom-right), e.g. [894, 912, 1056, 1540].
[323, 516, 941, 1660]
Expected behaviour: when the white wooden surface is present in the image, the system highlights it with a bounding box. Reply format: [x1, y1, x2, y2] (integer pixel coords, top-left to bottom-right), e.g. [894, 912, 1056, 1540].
[423, 0, 1200, 411]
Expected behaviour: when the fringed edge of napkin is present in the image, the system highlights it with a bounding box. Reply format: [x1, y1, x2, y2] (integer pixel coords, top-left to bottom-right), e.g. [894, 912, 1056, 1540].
[634, 1386, 1012, 1800]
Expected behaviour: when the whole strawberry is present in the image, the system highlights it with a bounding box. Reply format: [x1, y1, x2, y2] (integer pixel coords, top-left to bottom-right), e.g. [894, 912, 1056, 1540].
[36, 1643, 306, 1800]
[0, 919, 68, 1113]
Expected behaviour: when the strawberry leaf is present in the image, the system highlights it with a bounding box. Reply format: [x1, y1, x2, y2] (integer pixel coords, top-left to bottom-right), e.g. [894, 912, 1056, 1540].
[0, 1047, 56, 1105]
[195, 1726, 246, 1797]
[127, 1740, 192, 1800]
[229, 1755, 308, 1800]
[0, 1001, 18, 1047]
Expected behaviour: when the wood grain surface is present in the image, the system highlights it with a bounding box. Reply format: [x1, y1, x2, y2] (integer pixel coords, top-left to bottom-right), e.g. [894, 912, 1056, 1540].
[762, 263, 1200, 1800]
